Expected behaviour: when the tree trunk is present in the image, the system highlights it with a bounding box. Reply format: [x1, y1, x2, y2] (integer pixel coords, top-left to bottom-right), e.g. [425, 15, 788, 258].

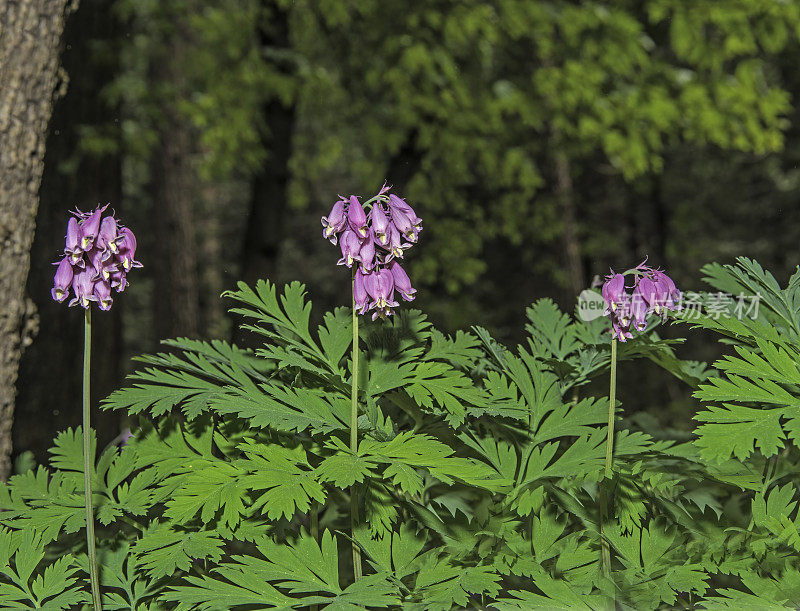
[240, 99, 294, 290]
[0, 0, 74, 479]
[150, 34, 201, 341]
[553, 149, 584, 298]
[198, 182, 228, 338]
[239, 2, 295, 296]
[651, 170, 668, 265]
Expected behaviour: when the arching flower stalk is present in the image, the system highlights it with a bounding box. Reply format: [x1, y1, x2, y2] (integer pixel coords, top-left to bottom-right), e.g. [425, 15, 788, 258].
[321, 184, 421, 582]
[51, 204, 142, 610]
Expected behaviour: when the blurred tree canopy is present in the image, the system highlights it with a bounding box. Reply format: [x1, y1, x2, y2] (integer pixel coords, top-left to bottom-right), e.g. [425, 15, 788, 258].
[15, 0, 800, 459]
[97, 0, 800, 324]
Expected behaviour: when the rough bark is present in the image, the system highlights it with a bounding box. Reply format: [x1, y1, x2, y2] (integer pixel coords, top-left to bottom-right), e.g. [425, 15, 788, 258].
[150, 31, 201, 341]
[15, 0, 123, 465]
[0, 0, 73, 479]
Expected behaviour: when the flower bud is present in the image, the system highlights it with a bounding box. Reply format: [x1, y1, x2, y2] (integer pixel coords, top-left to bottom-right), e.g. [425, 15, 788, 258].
[388, 194, 422, 242]
[389, 260, 416, 301]
[78, 204, 108, 251]
[89, 248, 117, 282]
[370, 204, 391, 247]
[386, 224, 406, 261]
[321, 199, 347, 243]
[64, 217, 84, 266]
[117, 227, 142, 271]
[96, 215, 119, 255]
[601, 273, 626, 313]
[70, 269, 98, 309]
[337, 230, 362, 268]
[51, 257, 74, 302]
[353, 269, 369, 314]
[347, 195, 368, 238]
[359, 232, 376, 273]
[94, 281, 114, 311]
[366, 268, 398, 319]
[110, 269, 128, 292]
[652, 270, 681, 312]
[630, 290, 649, 331]
[635, 276, 658, 307]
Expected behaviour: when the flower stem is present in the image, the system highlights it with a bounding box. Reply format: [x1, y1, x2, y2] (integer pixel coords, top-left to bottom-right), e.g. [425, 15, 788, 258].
[605, 338, 617, 478]
[350, 279, 363, 582]
[362, 193, 385, 208]
[311, 502, 319, 611]
[600, 337, 618, 609]
[83, 309, 102, 610]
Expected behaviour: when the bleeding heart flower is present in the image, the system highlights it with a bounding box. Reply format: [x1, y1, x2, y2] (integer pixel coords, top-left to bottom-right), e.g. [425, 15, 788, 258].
[322, 185, 421, 320]
[53, 205, 141, 310]
[51, 257, 74, 302]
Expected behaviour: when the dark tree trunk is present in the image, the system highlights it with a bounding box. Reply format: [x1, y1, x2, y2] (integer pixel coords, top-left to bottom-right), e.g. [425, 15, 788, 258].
[198, 183, 228, 338]
[239, 2, 295, 296]
[0, 0, 74, 479]
[651, 170, 668, 265]
[150, 32, 201, 341]
[541, 54, 584, 300]
[240, 100, 294, 290]
[554, 149, 584, 298]
[16, 0, 124, 465]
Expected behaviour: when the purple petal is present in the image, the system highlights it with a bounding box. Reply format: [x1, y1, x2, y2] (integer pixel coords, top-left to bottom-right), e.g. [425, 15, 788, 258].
[65, 217, 81, 252]
[96, 215, 119, 253]
[389, 260, 416, 301]
[347, 196, 368, 238]
[353, 269, 369, 314]
[78, 204, 108, 250]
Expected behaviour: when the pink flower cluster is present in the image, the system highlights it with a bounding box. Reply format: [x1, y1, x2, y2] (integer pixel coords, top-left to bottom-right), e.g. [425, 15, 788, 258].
[322, 184, 421, 319]
[601, 262, 681, 341]
[51, 204, 142, 310]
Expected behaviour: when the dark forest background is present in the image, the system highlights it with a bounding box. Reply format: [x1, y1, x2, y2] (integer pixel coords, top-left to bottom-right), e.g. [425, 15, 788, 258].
[14, 0, 800, 464]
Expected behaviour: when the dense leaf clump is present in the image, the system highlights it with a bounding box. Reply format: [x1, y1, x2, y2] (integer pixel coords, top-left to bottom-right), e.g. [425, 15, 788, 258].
[1, 260, 799, 608]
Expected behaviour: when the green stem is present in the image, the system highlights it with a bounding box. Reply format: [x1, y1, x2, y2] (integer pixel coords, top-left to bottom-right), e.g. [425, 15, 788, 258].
[83, 309, 102, 610]
[766, 454, 778, 486]
[311, 502, 319, 543]
[362, 193, 385, 208]
[311, 503, 319, 610]
[600, 338, 618, 609]
[605, 338, 617, 478]
[350, 279, 363, 582]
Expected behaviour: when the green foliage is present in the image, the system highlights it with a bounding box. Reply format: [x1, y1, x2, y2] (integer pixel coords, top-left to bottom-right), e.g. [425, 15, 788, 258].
[0, 528, 86, 609]
[165, 530, 401, 610]
[690, 258, 800, 462]
[110, 0, 282, 178]
[6, 271, 800, 608]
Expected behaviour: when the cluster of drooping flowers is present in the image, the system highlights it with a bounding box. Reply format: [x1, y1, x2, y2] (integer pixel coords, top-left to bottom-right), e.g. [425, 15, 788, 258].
[322, 183, 421, 319]
[601, 260, 681, 342]
[51, 204, 142, 310]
